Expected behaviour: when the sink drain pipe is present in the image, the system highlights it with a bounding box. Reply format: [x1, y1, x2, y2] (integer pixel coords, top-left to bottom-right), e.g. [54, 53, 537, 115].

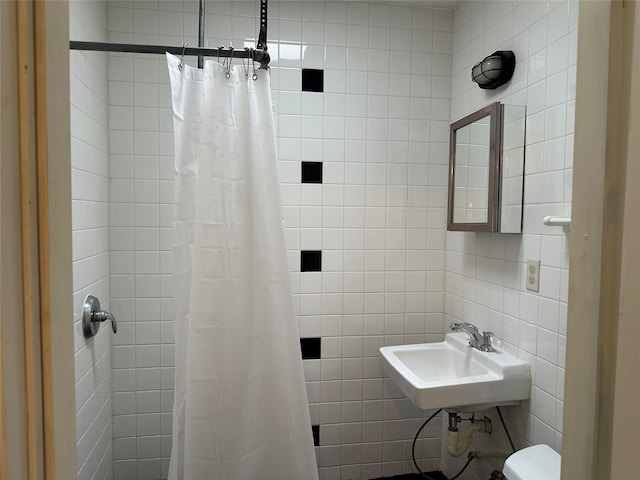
[447, 412, 492, 457]
[411, 411, 499, 479]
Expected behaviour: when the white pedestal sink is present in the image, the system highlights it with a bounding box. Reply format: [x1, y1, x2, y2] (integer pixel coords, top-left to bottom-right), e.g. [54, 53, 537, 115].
[379, 332, 531, 412]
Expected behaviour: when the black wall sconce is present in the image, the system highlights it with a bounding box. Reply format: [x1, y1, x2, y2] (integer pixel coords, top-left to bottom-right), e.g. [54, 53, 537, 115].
[471, 51, 516, 90]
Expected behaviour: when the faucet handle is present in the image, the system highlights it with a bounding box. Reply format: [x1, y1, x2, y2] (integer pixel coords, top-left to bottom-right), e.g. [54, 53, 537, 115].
[82, 295, 118, 337]
[93, 309, 118, 334]
[480, 331, 495, 352]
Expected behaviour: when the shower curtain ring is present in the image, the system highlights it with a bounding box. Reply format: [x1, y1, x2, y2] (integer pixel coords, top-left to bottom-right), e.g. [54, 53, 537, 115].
[178, 42, 187, 71]
[243, 48, 250, 79]
[251, 50, 258, 81]
[217, 45, 223, 64]
[226, 47, 234, 79]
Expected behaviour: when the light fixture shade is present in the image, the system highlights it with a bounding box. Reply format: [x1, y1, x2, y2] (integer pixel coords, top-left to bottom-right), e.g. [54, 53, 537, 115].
[471, 51, 516, 90]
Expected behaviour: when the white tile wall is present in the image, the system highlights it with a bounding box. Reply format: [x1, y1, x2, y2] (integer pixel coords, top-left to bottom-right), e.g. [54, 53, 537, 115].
[105, 1, 451, 479]
[70, 2, 113, 480]
[443, 1, 577, 479]
[106, 3, 177, 478]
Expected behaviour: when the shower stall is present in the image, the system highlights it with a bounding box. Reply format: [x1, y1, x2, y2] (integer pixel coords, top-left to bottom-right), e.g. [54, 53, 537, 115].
[71, 0, 458, 479]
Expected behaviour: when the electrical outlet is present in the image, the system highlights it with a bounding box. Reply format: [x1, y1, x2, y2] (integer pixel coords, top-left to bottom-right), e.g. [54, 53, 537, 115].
[526, 259, 540, 292]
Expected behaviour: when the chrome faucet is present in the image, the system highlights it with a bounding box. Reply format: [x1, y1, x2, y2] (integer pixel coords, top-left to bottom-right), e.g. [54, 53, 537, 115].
[450, 322, 495, 352]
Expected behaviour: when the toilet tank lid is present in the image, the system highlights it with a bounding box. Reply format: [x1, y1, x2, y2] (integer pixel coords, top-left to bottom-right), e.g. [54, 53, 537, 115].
[503, 444, 561, 480]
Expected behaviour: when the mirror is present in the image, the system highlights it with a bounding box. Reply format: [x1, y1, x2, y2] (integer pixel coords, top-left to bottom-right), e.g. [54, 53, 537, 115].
[499, 104, 526, 233]
[448, 102, 525, 233]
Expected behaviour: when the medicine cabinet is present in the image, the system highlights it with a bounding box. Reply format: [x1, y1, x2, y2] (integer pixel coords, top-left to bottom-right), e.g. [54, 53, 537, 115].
[447, 102, 526, 233]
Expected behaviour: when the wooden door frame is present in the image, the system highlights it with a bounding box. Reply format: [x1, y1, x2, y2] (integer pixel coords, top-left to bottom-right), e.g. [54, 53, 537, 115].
[0, 1, 75, 479]
[563, 0, 639, 478]
[44, 1, 77, 477]
[1, 1, 638, 479]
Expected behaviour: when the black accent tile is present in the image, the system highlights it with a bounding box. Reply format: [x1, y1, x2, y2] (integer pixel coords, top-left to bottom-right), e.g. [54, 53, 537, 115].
[302, 69, 324, 92]
[301, 161, 323, 184]
[311, 424, 320, 446]
[300, 250, 322, 272]
[300, 337, 321, 360]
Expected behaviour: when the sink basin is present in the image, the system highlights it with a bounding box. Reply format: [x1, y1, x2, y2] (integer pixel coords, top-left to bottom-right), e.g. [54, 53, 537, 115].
[379, 332, 531, 411]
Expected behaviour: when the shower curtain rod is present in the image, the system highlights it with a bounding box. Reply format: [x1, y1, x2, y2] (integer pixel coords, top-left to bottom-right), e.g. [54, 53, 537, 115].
[69, 41, 270, 69]
[69, 0, 270, 69]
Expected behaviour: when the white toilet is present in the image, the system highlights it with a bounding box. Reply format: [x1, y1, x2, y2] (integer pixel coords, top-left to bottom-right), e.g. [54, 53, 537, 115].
[502, 444, 561, 480]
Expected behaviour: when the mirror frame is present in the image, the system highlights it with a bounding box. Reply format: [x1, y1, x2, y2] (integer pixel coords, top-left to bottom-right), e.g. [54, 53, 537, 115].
[447, 102, 502, 232]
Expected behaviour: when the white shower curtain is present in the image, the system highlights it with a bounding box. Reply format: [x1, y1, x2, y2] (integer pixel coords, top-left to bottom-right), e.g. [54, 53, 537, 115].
[166, 53, 319, 480]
